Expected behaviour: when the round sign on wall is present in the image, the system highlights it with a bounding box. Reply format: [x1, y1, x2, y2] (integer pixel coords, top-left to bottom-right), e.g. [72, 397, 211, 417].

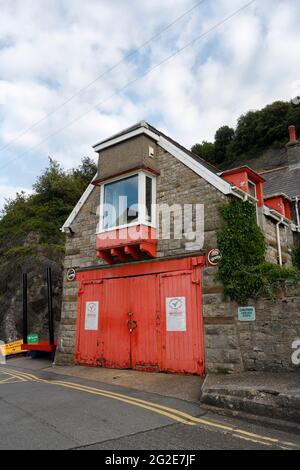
[67, 268, 76, 282]
[207, 249, 222, 266]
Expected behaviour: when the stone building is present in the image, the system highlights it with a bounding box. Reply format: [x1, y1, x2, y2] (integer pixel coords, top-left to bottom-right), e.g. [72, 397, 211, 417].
[55, 122, 299, 374]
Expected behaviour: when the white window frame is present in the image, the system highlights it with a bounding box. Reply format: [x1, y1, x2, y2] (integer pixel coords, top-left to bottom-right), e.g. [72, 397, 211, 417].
[248, 179, 259, 224]
[99, 170, 156, 233]
[248, 179, 257, 200]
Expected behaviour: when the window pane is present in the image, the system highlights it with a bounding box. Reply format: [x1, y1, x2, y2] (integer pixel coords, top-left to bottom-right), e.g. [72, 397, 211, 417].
[104, 175, 139, 229]
[248, 180, 256, 199]
[146, 176, 152, 223]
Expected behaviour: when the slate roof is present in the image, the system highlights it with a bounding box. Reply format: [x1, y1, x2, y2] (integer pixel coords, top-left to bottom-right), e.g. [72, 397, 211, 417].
[262, 166, 300, 199]
[221, 142, 300, 199]
[221, 148, 288, 172]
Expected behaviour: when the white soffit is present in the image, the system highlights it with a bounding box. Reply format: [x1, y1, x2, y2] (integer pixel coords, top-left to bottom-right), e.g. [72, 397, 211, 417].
[93, 127, 160, 152]
[61, 179, 96, 232]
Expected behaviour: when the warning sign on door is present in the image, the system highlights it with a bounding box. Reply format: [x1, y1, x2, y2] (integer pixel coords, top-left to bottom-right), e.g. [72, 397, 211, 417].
[166, 297, 186, 332]
[85, 302, 99, 331]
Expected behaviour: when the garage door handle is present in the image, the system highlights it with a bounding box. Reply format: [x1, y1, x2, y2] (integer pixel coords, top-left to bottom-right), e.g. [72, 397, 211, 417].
[127, 319, 138, 332]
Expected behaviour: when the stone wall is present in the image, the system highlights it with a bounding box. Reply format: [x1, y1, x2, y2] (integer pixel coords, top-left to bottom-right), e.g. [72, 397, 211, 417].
[203, 266, 300, 373]
[202, 266, 243, 373]
[264, 217, 293, 265]
[237, 287, 300, 371]
[95, 135, 158, 181]
[155, 147, 227, 256]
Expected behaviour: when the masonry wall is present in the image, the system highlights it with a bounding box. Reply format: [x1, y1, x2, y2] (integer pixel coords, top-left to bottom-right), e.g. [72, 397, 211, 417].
[203, 266, 300, 372]
[155, 147, 227, 256]
[96, 135, 158, 181]
[264, 217, 293, 265]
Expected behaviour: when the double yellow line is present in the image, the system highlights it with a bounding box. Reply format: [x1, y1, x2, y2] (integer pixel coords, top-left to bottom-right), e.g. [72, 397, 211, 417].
[0, 373, 27, 384]
[1, 367, 198, 426]
[1, 367, 298, 449]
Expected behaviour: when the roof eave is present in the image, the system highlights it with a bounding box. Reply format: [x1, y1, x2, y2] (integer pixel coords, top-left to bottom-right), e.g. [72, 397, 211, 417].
[219, 166, 266, 183]
[92, 122, 160, 151]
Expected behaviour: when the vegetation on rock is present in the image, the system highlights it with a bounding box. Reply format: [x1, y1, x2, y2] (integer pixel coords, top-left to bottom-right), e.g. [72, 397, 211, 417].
[0, 157, 96, 260]
[192, 100, 300, 166]
[293, 246, 300, 271]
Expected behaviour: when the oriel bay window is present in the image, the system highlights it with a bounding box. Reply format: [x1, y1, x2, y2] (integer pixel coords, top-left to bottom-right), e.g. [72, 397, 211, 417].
[100, 172, 156, 232]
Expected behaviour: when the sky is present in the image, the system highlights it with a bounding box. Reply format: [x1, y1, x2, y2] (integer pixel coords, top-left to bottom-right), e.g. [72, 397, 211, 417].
[1, 0, 300, 210]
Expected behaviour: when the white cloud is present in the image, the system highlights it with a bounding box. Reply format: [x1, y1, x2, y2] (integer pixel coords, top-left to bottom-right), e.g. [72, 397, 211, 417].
[0, 0, 300, 207]
[0, 179, 32, 212]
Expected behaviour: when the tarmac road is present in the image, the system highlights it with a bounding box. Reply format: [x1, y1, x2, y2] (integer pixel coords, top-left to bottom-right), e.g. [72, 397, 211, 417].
[0, 362, 299, 451]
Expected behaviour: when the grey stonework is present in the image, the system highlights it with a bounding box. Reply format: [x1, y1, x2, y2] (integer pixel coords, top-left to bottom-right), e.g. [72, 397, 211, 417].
[202, 266, 243, 373]
[55, 139, 298, 372]
[155, 147, 227, 255]
[95, 134, 158, 182]
[203, 266, 300, 373]
[263, 217, 293, 266]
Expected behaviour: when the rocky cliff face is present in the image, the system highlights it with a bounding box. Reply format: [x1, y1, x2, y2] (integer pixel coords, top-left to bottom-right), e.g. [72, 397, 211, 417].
[0, 248, 63, 344]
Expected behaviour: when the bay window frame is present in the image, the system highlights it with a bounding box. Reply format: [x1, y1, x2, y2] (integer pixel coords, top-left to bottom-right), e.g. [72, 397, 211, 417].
[99, 170, 156, 233]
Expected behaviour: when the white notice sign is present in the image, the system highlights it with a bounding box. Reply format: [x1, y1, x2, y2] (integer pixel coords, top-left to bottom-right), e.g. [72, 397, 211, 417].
[166, 297, 186, 332]
[85, 302, 99, 331]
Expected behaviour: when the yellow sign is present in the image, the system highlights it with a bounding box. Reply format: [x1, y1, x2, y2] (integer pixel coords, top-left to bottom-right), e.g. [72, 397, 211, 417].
[0, 340, 26, 357]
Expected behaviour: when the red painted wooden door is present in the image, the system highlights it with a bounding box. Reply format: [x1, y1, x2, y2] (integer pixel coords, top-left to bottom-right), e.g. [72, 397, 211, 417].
[100, 278, 131, 369]
[98, 275, 158, 371]
[159, 271, 204, 375]
[129, 275, 159, 371]
[76, 262, 204, 375]
[76, 281, 103, 366]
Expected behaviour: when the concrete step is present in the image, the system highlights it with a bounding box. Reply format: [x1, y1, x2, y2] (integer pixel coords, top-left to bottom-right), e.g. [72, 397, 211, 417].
[201, 385, 300, 424]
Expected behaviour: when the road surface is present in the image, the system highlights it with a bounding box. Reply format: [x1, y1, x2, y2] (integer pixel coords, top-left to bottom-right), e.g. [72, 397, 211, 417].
[0, 362, 299, 450]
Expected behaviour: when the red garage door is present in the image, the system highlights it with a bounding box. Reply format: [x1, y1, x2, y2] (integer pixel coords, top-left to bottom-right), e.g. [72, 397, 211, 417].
[75, 257, 205, 375]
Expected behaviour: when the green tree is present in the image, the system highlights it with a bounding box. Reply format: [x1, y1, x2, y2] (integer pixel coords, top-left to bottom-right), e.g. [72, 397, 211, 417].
[72, 156, 97, 187]
[229, 110, 260, 157]
[214, 126, 235, 163]
[191, 141, 216, 164]
[191, 99, 300, 166]
[0, 157, 97, 257]
[292, 246, 300, 271]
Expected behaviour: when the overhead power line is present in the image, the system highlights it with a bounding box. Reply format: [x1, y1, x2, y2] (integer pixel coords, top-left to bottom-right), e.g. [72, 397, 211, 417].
[0, 0, 256, 175]
[0, 0, 207, 154]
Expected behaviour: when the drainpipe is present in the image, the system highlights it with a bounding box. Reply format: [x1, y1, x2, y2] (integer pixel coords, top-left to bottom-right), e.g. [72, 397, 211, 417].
[295, 197, 300, 229]
[276, 218, 284, 266]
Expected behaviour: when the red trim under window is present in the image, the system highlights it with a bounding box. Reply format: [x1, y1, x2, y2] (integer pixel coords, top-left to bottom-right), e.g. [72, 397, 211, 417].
[96, 225, 157, 264]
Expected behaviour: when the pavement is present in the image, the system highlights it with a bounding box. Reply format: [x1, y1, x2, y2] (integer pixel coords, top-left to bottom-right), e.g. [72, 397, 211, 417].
[201, 372, 300, 431]
[7, 356, 203, 402]
[0, 356, 300, 450]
